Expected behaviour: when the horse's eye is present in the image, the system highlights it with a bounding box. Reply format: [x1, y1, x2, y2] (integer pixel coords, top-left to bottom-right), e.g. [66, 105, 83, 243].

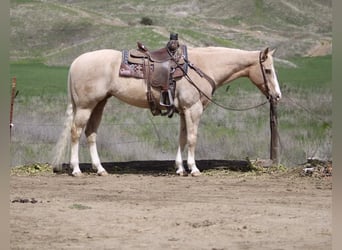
[265, 69, 272, 74]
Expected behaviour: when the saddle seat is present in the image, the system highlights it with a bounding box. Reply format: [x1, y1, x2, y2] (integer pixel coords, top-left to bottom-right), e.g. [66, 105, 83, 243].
[131, 43, 173, 62]
[125, 48, 171, 65]
[148, 47, 172, 62]
[119, 42, 188, 117]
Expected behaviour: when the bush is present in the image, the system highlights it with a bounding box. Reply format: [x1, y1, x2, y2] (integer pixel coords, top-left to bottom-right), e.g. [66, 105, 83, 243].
[140, 17, 153, 26]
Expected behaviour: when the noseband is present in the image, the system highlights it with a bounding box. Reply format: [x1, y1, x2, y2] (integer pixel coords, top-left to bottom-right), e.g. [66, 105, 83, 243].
[259, 51, 271, 100]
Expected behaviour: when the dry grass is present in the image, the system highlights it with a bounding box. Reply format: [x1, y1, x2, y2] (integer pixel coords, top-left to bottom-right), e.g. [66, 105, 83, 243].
[10, 83, 331, 168]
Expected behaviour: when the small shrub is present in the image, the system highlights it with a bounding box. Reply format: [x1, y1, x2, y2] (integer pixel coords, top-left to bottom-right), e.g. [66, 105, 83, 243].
[140, 17, 153, 26]
[69, 204, 92, 210]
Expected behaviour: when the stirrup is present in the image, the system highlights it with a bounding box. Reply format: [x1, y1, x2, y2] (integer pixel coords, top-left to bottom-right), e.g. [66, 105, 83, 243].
[159, 89, 174, 107]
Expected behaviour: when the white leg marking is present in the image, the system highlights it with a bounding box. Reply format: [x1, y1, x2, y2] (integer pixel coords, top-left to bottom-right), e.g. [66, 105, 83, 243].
[70, 142, 82, 177]
[187, 151, 201, 176]
[175, 146, 186, 176]
[89, 142, 108, 176]
[175, 114, 188, 176]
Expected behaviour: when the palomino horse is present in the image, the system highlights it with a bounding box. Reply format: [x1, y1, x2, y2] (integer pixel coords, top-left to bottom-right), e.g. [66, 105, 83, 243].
[52, 46, 281, 176]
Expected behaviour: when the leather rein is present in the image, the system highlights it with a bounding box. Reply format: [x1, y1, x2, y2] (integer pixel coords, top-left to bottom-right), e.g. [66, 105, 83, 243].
[171, 50, 269, 111]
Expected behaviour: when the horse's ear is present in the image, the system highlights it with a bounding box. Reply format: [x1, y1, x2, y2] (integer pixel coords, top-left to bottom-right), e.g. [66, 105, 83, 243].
[261, 47, 269, 61]
[269, 48, 276, 56]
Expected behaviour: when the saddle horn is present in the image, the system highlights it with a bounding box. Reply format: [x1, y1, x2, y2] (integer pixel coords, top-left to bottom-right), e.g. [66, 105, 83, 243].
[137, 41, 148, 52]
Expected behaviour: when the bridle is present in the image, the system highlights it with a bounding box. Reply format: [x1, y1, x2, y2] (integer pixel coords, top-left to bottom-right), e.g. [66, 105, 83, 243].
[258, 51, 272, 100]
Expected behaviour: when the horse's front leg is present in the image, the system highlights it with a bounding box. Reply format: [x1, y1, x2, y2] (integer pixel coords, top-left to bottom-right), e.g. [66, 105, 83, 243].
[184, 102, 203, 176]
[175, 113, 187, 176]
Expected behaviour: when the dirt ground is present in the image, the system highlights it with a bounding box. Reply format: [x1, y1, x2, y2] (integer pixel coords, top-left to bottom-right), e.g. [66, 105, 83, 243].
[10, 163, 332, 250]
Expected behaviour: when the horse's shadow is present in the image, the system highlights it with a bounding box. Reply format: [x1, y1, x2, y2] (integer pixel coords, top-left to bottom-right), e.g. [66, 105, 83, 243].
[57, 160, 252, 176]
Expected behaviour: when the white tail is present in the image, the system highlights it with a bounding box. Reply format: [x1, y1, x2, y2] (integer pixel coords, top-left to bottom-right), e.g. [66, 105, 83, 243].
[51, 72, 73, 171]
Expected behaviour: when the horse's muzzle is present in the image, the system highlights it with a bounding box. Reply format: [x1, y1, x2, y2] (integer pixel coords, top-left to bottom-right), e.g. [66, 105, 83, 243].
[274, 94, 281, 102]
[267, 93, 281, 102]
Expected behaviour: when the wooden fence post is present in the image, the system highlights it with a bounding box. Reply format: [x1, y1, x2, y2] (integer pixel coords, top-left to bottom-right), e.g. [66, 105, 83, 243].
[10, 77, 16, 140]
[270, 99, 279, 165]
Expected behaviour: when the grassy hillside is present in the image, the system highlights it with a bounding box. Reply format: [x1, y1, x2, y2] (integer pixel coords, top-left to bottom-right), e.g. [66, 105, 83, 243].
[10, 0, 331, 65]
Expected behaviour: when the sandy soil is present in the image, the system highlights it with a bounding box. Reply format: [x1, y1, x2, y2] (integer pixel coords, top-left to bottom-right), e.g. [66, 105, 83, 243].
[10, 165, 331, 250]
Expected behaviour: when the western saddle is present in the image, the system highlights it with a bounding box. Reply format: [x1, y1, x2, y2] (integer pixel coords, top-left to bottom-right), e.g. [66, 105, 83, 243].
[119, 33, 188, 117]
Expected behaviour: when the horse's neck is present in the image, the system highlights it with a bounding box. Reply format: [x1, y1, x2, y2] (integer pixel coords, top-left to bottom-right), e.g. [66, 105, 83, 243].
[191, 47, 259, 87]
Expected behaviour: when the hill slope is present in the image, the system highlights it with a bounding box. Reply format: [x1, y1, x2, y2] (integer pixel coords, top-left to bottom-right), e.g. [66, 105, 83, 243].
[10, 0, 332, 65]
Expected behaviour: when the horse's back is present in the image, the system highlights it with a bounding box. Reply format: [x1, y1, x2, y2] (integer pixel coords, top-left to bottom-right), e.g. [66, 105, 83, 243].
[69, 49, 122, 107]
[70, 49, 121, 72]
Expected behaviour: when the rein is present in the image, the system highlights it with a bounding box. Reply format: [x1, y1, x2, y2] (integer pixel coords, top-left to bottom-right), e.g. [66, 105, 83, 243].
[171, 53, 268, 111]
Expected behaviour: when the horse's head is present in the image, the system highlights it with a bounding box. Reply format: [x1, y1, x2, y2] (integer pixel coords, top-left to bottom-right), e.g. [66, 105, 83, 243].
[249, 48, 282, 102]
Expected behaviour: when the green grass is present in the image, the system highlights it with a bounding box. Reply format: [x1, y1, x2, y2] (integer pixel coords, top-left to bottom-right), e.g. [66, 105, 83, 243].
[10, 63, 68, 97]
[278, 55, 332, 89]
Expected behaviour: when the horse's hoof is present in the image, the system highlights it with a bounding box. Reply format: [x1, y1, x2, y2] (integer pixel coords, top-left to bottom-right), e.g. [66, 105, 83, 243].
[52, 166, 62, 173]
[72, 171, 83, 177]
[176, 169, 188, 176]
[97, 170, 108, 176]
[191, 171, 201, 177]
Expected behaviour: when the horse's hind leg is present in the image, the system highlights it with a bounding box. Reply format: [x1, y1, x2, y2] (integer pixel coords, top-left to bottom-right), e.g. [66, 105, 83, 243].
[85, 98, 109, 176]
[70, 108, 92, 176]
